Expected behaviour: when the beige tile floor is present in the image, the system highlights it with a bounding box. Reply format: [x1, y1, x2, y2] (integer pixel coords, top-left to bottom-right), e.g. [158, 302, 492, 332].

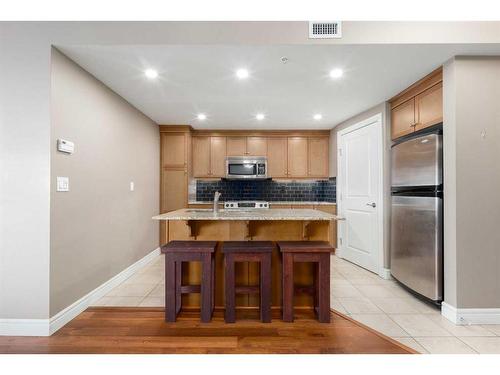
[93, 254, 500, 354]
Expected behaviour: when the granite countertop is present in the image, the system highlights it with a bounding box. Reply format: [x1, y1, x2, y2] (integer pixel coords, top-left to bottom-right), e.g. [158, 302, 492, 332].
[153, 208, 338, 221]
[188, 201, 336, 206]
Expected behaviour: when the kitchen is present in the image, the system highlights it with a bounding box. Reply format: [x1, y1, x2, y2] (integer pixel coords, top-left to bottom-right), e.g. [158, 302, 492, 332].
[3, 22, 500, 356]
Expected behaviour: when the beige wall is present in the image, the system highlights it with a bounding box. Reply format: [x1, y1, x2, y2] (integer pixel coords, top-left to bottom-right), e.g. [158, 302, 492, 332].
[443, 56, 500, 309]
[49, 49, 159, 316]
[330, 103, 392, 268]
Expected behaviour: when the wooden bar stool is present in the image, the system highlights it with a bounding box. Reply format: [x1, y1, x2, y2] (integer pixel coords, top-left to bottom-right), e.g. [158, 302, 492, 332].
[222, 241, 274, 323]
[161, 240, 217, 323]
[277, 241, 334, 323]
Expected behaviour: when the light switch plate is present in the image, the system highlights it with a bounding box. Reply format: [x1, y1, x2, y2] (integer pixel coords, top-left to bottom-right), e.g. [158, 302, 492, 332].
[57, 177, 69, 192]
[130, 181, 135, 191]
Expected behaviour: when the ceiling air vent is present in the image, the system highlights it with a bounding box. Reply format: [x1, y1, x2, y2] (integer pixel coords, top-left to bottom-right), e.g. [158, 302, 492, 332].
[309, 21, 342, 39]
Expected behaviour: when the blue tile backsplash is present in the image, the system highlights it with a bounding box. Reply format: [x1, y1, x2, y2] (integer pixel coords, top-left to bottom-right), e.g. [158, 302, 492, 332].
[195, 178, 336, 203]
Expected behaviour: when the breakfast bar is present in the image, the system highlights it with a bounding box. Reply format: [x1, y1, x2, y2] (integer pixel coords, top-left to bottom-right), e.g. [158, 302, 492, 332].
[153, 208, 339, 311]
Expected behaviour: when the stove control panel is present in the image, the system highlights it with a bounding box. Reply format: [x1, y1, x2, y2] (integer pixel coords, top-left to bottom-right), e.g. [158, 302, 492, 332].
[224, 201, 269, 210]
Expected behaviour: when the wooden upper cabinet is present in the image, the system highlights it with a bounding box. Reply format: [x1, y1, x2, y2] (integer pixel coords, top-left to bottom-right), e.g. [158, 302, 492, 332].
[308, 137, 329, 177]
[192, 136, 211, 177]
[390, 67, 443, 140]
[161, 133, 186, 168]
[267, 137, 288, 177]
[246, 137, 267, 156]
[287, 137, 308, 177]
[391, 98, 416, 140]
[210, 136, 227, 177]
[415, 82, 443, 131]
[226, 137, 246, 156]
[192, 136, 226, 177]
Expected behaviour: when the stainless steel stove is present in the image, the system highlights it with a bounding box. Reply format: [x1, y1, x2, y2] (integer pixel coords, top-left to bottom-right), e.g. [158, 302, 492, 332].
[223, 201, 269, 210]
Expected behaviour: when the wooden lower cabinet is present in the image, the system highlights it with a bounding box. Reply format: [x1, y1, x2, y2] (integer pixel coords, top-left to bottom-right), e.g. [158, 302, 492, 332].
[160, 168, 187, 244]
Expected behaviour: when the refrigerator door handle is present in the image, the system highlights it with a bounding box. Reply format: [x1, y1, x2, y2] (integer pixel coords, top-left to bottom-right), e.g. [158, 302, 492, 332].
[366, 202, 376, 208]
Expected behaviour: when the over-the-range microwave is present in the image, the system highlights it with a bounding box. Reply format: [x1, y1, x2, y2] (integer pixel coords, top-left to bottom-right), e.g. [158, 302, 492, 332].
[225, 156, 267, 180]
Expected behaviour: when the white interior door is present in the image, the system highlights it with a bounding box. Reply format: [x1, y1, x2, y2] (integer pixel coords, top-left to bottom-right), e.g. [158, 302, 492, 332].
[338, 115, 382, 274]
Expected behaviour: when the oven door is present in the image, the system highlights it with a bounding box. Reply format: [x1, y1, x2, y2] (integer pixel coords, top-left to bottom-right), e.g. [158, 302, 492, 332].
[226, 162, 257, 179]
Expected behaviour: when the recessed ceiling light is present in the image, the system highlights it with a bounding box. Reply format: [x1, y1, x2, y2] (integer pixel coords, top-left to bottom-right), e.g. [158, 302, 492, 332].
[144, 69, 158, 79]
[255, 113, 265, 121]
[236, 68, 249, 80]
[313, 114, 323, 120]
[329, 68, 343, 79]
[197, 113, 207, 121]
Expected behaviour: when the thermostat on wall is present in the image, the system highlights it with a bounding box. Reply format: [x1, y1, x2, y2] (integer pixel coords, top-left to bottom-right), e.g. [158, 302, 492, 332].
[57, 139, 74, 154]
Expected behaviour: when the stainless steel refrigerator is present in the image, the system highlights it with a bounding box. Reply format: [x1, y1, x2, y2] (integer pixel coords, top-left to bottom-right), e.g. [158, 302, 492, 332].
[390, 127, 443, 303]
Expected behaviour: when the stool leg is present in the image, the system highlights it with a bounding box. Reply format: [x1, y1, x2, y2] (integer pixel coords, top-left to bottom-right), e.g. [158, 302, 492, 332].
[211, 254, 215, 312]
[224, 254, 236, 323]
[318, 253, 331, 323]
[260, 254, 272, 323]
[282, 253, 294, 322]
[176, 261, 182, 315]
[314, 262, 319, 314]
[165, 253, 177, 322]
[200, 252, 213, 323]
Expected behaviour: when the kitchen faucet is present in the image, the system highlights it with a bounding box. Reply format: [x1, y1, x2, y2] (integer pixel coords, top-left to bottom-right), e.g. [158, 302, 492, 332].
[213, 191, 221, 214]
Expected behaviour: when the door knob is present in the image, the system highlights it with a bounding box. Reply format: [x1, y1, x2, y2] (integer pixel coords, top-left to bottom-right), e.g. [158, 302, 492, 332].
[366, 202, 376, 208]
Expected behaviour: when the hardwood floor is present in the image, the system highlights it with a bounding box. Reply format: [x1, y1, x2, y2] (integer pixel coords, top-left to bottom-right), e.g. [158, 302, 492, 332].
[0, 308, 415, 354]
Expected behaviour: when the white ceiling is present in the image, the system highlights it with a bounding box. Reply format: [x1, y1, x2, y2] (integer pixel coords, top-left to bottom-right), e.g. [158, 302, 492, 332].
[58, 44, 500, 129]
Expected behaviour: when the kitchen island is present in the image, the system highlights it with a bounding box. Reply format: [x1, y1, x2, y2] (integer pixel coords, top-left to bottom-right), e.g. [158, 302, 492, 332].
[153, 208, 339, 310]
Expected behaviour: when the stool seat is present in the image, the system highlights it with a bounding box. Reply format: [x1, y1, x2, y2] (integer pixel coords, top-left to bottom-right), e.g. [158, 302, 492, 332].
[222, 241, 274, 253]
[222, 241, 273, 323]
[162, 240, 217, 253]
[277, 241, 333, 323]
[162, 240, 216, 323]
[277, 241, 333, 253]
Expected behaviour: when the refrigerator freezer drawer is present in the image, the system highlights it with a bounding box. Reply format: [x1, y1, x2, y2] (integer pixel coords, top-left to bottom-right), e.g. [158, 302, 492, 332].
[392, 133, 442, 188]
[390, 195, 443, 301]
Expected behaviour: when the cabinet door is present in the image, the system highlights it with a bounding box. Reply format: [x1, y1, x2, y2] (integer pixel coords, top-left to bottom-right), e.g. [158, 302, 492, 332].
[210, 136, 227, 177]
[161, 169, 187, 212]
[192, 136, 211, 177]
[308, 137, 329, 177]
[226, 137, 246, 156]
[415, 82, 443, 131]
[246, 137, 267, 156]
[267, 137, 288, 177]
[161, 133, 186, 168]
[391, 98, 416, 140]
[287, 137, 308, 177]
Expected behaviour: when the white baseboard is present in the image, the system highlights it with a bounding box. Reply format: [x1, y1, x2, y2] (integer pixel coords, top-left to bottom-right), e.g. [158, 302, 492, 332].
[0, 247, 160, 337]
[0, 319, 50, 336]
[442, 302, 500, 325]
[379, 268, 392, 280]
